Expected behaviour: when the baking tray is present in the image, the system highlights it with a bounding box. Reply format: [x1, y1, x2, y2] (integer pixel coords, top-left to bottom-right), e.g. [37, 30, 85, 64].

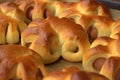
[97, 0, 120, 10]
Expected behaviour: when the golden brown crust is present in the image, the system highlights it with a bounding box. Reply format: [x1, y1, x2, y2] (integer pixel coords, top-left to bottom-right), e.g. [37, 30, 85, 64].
[0, 13, 27, 44]
[13, 0, 111, 21]
[86, 16, 114, 42]
[43, 66, 80, 80]
[0, 1, 28, 23]
[100, 57, 120, 80]
[90, 37, 115, 48]
[75, 0, 110, 16]
[43, 66, 109, 80]
[83, 36, 120, 77]
[83, 37, 118, 73]
[60, 10, 114, 42]
[0, 44, 47, 80]
[21, 18, 61, 64]
[110, 19, 120, 39]
[14, 0, 34, 12]
[71, 71, 109, 80]
[21, 16, 90, 63]
[48, 17, 90, 62]
[0, 0, 118, 79]
[83, 45, 110, 73]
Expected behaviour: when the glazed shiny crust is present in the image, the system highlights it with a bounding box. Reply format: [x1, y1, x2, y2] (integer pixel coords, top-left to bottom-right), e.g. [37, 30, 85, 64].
[100, 57, 120, 80]
[0, 1, 28, 44]
[110, 19, 120, 39]
[84, 16, 114, 42]
[0, 0, 113, 44]
[21, 17, 61, 64]
[0, 0, 119, 80]
[83, 37, 120, 72]
[43, 66, 109, 80]
[14, 0, 111, 21]
[83, 37, 120, 80]
[0, 1, 28, 23]
[0, 13, 27, 44]
[0, 44, 47, 80]
[83, 45, 111, 73]
[21, 16, 90, 64]
[57, 5, 114, 42]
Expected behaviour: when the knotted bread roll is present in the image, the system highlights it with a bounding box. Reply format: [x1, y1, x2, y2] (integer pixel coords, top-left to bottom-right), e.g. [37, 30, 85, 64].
[83, 37, 120, 73]
[60, 11, 115, 42]
[84, 16, 114, 42]
[0, 13, 27, 44]
[0, 44, 47, 80]
[43, 66, 109, 80]
[0, 1, 28, 23]
[15, 0, 46, 21]
[21, 17, 61, 64]
[21, 16, 90, 63]
[100, 56, 120, 80]
[14, 0, 111, 21]
[14, 0, 55, 20]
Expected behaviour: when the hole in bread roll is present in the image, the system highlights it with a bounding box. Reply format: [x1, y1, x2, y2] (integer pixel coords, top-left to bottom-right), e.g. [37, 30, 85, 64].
[36, 68, 43, 80]
[5, 24, 9, 44]
[43, 9, 54, 19]
[93, 57, 106, 71]
[17, 26, 21, 44]
[72, 46, 79, 53]
[25, 42, 31, 48]
[26, 6, 34, 20]
[68, 45, 79, 53]
[87, 26, 98, 43]
[43, 9, 48, 19]
[63, 41, 79, 54]
[114, 68, 120, 80]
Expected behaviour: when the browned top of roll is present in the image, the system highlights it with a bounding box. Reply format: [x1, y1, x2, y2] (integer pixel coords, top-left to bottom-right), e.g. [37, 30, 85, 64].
[0, 44, 47, 80]
[43, 66, 109, 80]
[0, 1, 28, 22]
[13, 0, 111, 21]
[22, 16, 89, 47]
[100, 57, 120, 80]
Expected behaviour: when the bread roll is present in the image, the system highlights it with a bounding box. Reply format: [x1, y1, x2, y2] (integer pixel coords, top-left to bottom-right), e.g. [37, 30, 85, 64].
[100, 57, 120, 80]
[90, 37, 120, 56]
[0, 44, 47, 80]
[14, 0, 111, 21]
[60, 11, 114, 42]
[83, 45, 110, 73]
[83, 36, 120, 74]
[0, 13, 27, 44]
[21, 18, 61, 64]
[0, 1, 28, 23]
[43, 66, 80, 80]
[15, 0, 47, 20]
[48, 17, 90, 62]
[86, 16, 114, 42]
[43, 66, 109, 80]
[21, 16, 90, 63]
[83, 37, 118, 72]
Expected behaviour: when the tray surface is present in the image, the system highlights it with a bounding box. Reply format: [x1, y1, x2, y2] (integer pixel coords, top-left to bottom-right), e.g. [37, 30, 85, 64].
[97, 0, 120, 10]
